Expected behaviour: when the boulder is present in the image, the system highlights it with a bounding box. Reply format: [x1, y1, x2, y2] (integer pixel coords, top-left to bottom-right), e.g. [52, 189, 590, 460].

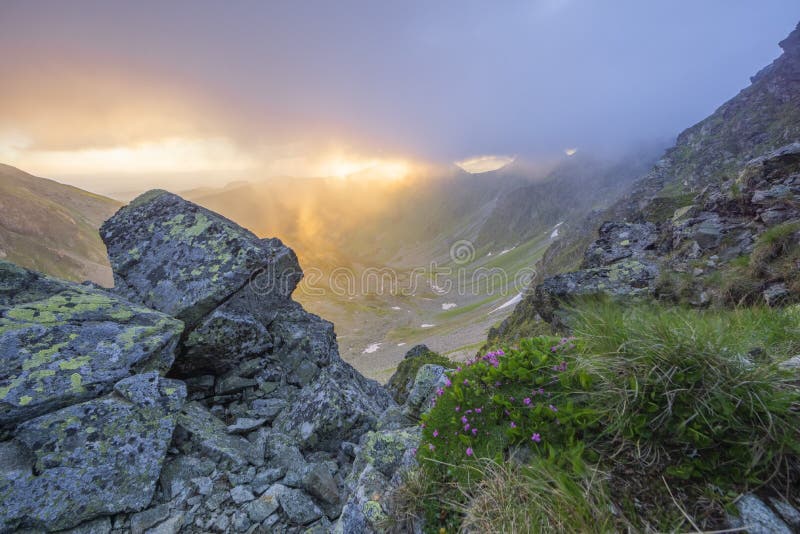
[0, 373, 186, 532]
[0, 261, 183, 430]
[335, 428, 421, 534]
[100, 190, 301, 375]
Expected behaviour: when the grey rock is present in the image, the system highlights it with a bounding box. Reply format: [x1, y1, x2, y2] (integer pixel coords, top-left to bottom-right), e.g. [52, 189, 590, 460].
[231, 485, 256, 504]
[100, 190, 302, 375]
[159, 455, 215, 500]
[210, 514, 230, 533]
[779, 355, 800, 370]
[130, 504, 170, 534]
[249, 398, 287, 420]
[274, 367, 392, 451]
[0, 261, 182, 430]
[59, 517, 112, 534]
[231, 510, 251, 532]
[245, 494, 280, 522]
[583, 222, 658, 268]
[252, 468, 285, 494]
[335, 427, 421, 534]
[764, 283, 790, 307]
[279, 488, 323, 526]
[191, 476, 214, 496]
[144, 515, 184, 534]
[403, 364, 448, 420]
[177, 401, 259, 466]
[770, 498, 800, 528]
[729, 494, 792, 534]
[228, 417, 267, 434]
[301, 463, 340, 505]
[0, 374, 185, 532]
[215, 375, 258, 396]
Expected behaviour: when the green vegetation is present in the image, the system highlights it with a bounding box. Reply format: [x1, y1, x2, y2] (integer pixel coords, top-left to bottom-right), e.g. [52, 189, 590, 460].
[396, 300, 800, 532]
[386, 348, 454, 403]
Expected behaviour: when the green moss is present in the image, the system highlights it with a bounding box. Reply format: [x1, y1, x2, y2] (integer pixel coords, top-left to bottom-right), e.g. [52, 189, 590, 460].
[18, 395, 32, 406]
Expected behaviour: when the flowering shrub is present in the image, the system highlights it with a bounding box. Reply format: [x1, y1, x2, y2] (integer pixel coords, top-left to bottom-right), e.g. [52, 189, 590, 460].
[418, 336, 600, 475]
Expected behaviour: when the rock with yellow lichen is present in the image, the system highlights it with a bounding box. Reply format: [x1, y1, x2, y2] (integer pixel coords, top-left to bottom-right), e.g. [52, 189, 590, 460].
[0, 260, 183, 431]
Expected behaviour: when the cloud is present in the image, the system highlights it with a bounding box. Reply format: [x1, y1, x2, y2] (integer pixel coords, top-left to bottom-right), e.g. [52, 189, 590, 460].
[455, 155, 515, 174]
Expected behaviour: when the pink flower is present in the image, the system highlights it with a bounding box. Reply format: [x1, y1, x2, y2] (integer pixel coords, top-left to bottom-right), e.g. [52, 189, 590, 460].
[463, 379, 469, 386]
[435, 388, 444, 397]
[428, 443, 435, 451]
[471, 428, 478, 436]
[523, 397, 532, 406]
[531, 433, 541, 443]
[464, 424, 470, 431]
[444, 377, 452, 387]
[455, 406, 460, 412]
[549, 404, 558, 413]
[475, 407, 482, 414]
[510, 422, 517, 428]
[433, 429, 439, 438]
[461, 416, 468, 424]
[466, 447, 474, 456]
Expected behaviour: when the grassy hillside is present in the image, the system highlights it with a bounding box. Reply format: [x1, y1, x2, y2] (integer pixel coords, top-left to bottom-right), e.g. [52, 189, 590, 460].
[395, 300, 800, 532]
[0, 164, 121, 286]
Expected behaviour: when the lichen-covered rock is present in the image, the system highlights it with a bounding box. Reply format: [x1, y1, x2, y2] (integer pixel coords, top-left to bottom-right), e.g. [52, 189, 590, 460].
[273, 366, 392, 451]
[402, 364, 448, 420]
[175, 401, 259, 467]
[0, 373, 186, 532]
[335, 428, 421, 534]
[0, 261, 183, 430]
[101, 190, 301, 324]
[531, 258, 659, 324]
[100, 190, 301, 375]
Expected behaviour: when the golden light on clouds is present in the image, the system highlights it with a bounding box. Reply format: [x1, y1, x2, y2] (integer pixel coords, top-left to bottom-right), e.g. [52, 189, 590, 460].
[455, 155, 515, 174]
[0, 136, 256, 177]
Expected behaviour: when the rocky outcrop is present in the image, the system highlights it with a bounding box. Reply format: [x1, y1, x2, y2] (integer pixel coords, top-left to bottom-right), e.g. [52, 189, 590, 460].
[0, 260, 183, 432]
[496, 23, 800, 338]
[0, 190, 396, 532]
[0, 373, 186, 531]
[335, 362, 445, 534]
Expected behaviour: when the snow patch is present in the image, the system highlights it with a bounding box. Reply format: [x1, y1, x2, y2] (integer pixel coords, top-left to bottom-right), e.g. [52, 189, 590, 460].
[421, 324, 435, 328]
[488, 293, 523, 314]
[441, 303, 457, 310]
[362, 343, 381, 354]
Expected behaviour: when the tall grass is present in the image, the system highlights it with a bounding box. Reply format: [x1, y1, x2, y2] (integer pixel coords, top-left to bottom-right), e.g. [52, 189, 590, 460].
[571, 300, 800, 484]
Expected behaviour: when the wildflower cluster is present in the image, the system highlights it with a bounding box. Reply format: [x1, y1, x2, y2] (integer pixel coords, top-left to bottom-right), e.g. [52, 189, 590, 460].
[418, 336, 598, 474]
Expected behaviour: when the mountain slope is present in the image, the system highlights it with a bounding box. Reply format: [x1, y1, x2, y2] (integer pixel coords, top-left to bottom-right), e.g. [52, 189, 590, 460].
[0, 164, 121, 286]
[494, 21, 800, 344]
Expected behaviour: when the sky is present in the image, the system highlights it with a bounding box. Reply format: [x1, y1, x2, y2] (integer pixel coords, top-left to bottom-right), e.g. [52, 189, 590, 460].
[0, 1, 799, 193]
